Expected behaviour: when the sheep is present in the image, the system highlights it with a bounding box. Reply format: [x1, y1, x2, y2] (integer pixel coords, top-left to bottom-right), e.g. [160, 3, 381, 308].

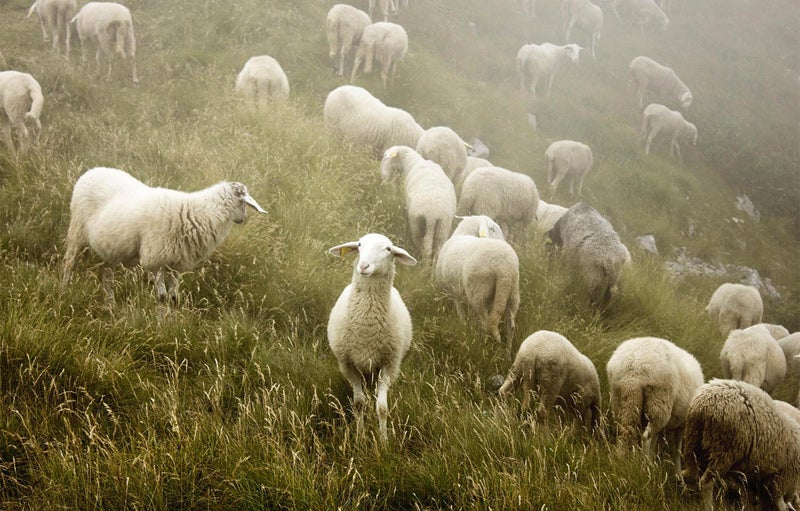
[380, 145, 457, 261]
[640, 103, 697, 163]
[516, 42, 582, 98]
[499, 330, 601, 430]
[775, 399, 800, 427]
[435, 215, 520, 353]
[28, 0, 76, 57]
[351, 22, 408, 90]
[324, 85, 424, 158]
[544, 140, 593, 198]
[760, 323, 791, 341]
[534, 199, 568, 233]
[234, 55, 290, 103]
[681, 379, 800, 511]
[720, 324, 787, 395]
[705, 282, 763, 337]
[562, 0, 603, 60]
[326, 4, 372, 77]
[457, 166, 539, 243]
[606, 336, 704, 475]
[327, 233, 417, 442]
[610, 0, 669, 32]
[368, 0, 395, 22]
[456, 156, 493, 192]
[0, 71, 44, 155]
[778, 333, 800, 407]
[546, 202, 631, 307]
[629, 56, 692, 110]
[415, 126, 469, 185]
[71, 2, 139, 84]
[61, 167, 267, 304]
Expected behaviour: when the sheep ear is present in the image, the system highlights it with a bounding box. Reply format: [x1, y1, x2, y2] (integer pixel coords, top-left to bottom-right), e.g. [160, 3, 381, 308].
[27, 2, 37, 17]
[390, 245, 417, 266]
[328, 242, 360, 257]
[242, 193, 268, 214]
[383, 147, 399, 160]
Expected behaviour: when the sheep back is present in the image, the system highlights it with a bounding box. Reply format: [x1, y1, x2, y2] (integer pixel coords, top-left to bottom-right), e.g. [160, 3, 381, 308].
[706, 282, 764, 336]
[235, 55, 290, 101]
[415, 126, 468, 184]
[720, 324, 787, 394]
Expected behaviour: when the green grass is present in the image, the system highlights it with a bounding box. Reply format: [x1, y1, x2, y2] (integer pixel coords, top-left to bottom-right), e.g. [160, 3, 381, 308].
[0, 0, 798, 508]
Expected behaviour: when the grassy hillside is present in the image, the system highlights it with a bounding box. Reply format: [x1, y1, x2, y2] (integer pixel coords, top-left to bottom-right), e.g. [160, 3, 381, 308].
[0, 0, 798, 508]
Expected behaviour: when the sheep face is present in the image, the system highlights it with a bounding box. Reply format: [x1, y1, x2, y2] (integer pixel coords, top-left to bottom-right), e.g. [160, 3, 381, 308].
[329, 233, 416, 277]
[228, 182, 268, 224]
[680, 91, 693, 109]
[380, 146, 403, 183]
[564, 44, 582, 63]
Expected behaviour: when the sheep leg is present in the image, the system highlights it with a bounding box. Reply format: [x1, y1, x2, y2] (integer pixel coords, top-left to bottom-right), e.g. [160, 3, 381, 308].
[644, 124, 661, 155]
[13, 121, 30, 154]
[48, 17, 58, 52]
[454, 300, 466, 321]
[375, 373, 391, 442]
[672, 139, 683, 164]
[565, 16, 577, 42]
[64, 13, 71, 59]
[698, 471, 716, 511]
[125, 28, 139, 84]
[350, 55, 362, 83]
[101, 266, 115, 305]
[408, 215, 424, 260]
[520, 378, 533, 412]
[546, 73, 555, 98]
[380, 60, 389, 90]
[576, 173, 585, 196]
[549, 168, 566, 199]
[341, 365, 367, 436]
[0, 122, 14, 154]
[389, 59, 399, 89]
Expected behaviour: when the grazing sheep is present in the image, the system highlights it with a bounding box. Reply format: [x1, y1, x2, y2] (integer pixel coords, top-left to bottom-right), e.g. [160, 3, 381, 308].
[499, 330, 601, 430]
[415, 126, 469, 185]
[234, 55, 290, 103]
[778, 333, 800, 407]
[562, 0, 603, 60]
[368, 0, 394, 21]
[760, 323, 791, 341]
[324, 85, 424, 158]
[326, 4, 371, 77]
[681, 379, 800, 511]
[28, 0, 77, 58]
[516, 42, 581, 98]
[607, 336, 704, 475]
[351, 22, 408, 90]
[534, 199, 568, 233]
[720, 324, 787, 395]
[327, 233, 417, 442]
[62, 167, 267, 304]
[544, 140, 593, 198]
[435, 215, 520, 353]
[0, 71, 43, 155]
[457, 156, 493, 192]
[457, 166, 539, 243]
[640, 103, 697, 162]
[71, 2, 139, 84]
[381, 146, 457, 260]
[705, 283, 763, 337]
[610, 0, 669, 31]
[546, 202, 631, 306]
[629, 56, 692, 110]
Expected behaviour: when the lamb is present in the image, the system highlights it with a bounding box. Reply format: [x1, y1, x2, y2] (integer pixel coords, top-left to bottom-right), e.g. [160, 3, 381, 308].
[326, 4, 371, 77]
[327, 233, 417, 442]
[681, 379, 800, 511]
[778, 333, 800, 406]
[71, 2, 139, 84]
[562, 0, 603, 60]
[629, 56, 692, 110]
[0, 71, 44, 155]
[610, 0, 669, 32]
[606, 336, 704, 475]
[368, 0, 395, 22]
[720, 324, 787, 395]
[705, 282, 763, 336]
[534, 199, 568, 233]
[435, 215, 520, 353]
[234, 55, 290, 103]
[323, 85, 424, 158]
[415, 126, 469, 185]
[640, 103, 697, 163]
[28, 0, 77, 58]
[380, 145, 457, 260]
[546, 202, 631, 306]
[62, 167, 267, 304]
[544, 140, 593, 198]
[351, 22, 408, 90]
[516, 42, 581, 98]
[499, 330, 601, 430]
[457, 166, 539, 243]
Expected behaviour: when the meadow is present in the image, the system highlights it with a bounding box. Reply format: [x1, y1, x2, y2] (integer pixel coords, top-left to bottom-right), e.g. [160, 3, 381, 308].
[0, 0, 798, 508]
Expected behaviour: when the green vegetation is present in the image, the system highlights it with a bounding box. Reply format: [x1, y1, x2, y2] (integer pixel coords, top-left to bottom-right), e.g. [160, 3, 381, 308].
[0, 0, 797, 508]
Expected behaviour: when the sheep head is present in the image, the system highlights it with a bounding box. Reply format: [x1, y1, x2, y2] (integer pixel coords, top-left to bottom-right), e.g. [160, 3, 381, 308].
[227, 182, 267, 224]
[563, 44, 582, 63]
[329, 233, 416, 278]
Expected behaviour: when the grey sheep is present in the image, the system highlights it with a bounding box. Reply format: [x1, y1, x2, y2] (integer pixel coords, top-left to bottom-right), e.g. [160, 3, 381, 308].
[706, 282, 763, 336]
[720, 324, 786, 394]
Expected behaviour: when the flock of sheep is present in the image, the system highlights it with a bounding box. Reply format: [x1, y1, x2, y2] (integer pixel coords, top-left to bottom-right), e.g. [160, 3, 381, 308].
[2, 0, 798, 509]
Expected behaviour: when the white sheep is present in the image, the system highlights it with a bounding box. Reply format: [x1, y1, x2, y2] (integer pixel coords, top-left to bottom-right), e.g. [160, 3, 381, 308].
[327, 233, 417, 442]
[62, 167, 267, 304]
[610, 0, 669, 31]
[778, 333, 800, 407]
[415, 126, 469, 185]
[234, 55, 290, 103]
[720, 324, 787, 395]
[326, 4, 372, 77]
[546, 202, 631, 306]
[534, 199, 568, 233]
[435, 215, 520, 353]
[499, 330, 601, 430]
[640, 103, 697, 163]
[0, 71, 43, 155]
[380, 145, 457, 260]
[71, 2, 139, 84]
[457, 166, 540, 243]
[760, 323, 791, 341]
[705, 282, 763, 336]
[629, 56, 692, 110]
[457, 156, 493, 192]
[368, 0, 395, 22]
[324, 85, 424, 158]
[351, 22, 408, 90]
[28, 0, 76, 58]
[562, 0, 603, 60]
[607, 336, 704, 475]
[681, 379, 800, 511]
[516, 42, 581, 98]
[544, 139, 593, 198]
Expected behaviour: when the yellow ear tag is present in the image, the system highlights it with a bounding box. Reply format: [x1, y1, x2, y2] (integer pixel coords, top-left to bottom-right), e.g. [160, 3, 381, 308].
[479, 227, 487, 238]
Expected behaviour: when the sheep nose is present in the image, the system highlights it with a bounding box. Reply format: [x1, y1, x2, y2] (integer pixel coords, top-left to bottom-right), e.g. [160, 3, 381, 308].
[358, 262, 371, 274]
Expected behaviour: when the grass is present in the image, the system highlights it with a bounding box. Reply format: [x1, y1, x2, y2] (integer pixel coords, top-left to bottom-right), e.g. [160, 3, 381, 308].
[0, 0, 798, 508]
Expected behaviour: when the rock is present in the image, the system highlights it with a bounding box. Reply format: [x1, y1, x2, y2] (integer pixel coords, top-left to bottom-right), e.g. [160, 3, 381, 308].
[637, 234, 658, 254]
[735, 194, 760, 223]
[467, 137, 490, 158]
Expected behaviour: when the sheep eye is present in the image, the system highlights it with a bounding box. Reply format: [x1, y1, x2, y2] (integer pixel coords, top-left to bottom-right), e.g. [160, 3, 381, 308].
[386, 247, 392, 252]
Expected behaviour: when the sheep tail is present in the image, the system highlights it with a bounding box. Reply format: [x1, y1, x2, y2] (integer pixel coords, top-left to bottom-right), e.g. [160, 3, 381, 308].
[612, 382, 646, 450]
[491, 271, 515, 351]
[26, 87, 44, 132]
[69, 12, 79, 24]
[108, 20, 126, 58]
